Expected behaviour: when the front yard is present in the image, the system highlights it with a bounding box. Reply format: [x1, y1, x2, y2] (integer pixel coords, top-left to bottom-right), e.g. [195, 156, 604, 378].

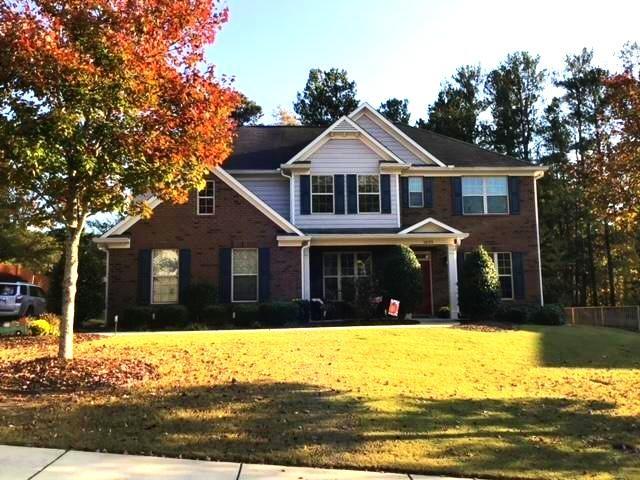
[1, 324, 639, 479]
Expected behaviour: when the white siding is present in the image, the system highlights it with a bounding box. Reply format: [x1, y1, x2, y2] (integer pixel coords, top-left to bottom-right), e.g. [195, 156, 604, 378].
[293, 138, 399, 229]
[355, 113, 425, 164]
[235, 174, 290, 220]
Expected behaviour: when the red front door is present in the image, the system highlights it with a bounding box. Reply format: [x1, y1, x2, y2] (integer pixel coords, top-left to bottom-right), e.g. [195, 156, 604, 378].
[419, 259, 433, 316]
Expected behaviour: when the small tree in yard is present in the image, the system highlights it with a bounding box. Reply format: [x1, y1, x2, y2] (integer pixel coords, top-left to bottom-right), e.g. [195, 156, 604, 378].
[0, 1, 239, 360]
[459, 246, 500, 320]
[378, 246, 423, 317]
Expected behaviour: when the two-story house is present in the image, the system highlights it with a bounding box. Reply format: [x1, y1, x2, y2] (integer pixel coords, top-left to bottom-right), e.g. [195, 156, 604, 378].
[96, 103, 546, 320]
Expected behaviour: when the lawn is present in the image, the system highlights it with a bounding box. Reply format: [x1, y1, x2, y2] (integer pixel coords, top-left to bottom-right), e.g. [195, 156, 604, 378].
[1, 324, 639, 479]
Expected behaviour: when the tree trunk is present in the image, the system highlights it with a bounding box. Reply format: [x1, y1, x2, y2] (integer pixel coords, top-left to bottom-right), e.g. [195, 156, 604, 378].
[603, 219, 616, 306]
[58, 219, 86, 361]
[586, 220, 598, 306]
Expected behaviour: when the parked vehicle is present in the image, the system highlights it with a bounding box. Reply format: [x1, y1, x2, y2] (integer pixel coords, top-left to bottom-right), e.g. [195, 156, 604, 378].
[0, 282, 47, 319]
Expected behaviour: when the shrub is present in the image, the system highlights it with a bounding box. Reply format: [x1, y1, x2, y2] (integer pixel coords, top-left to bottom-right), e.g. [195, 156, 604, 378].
[28, 319, 52, 335]
[231, 304, 260, 327]
[259, 302, 299, 327]
[186, 283, 217, 321]
[437, 306, 450, 319]
[121, 306, 154, 330]
[26, 314, 62, 336]
[153, 305, 189, 329]
[459, 246, 501, 321]
[378, 245, 423, 317]
[531, 304, 566, 325]
[325, 301, 356, 320]
[201, 304, 232, 328]
[494, 303, 540, 324]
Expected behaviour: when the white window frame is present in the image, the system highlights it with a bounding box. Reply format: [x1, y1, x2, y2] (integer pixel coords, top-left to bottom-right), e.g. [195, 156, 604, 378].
[231, 248, 259, 303]
[408, 177, 424, 208]
[357, 175, 381, 214]
[311, 175, 335, 214]
[151, 249, 179, 305]
[322, 251, 372, 301]
[493, 252, 514, 300]
[462, 177, 509, 215]
[197, 180, 215, 216]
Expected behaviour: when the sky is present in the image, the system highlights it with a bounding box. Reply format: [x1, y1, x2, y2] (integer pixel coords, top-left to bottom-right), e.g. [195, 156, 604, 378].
[207, 0, 640, 124]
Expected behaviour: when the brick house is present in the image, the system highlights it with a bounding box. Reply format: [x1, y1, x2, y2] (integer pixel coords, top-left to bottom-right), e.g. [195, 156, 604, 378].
[96, 103, 547, 320]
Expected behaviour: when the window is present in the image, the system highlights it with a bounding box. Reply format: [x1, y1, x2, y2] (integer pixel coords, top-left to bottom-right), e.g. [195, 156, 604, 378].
[408, 177, 423, 208]
[462, 177, 508, 214]
[311, 175, 334, 213]
[323, 252, 371, 301]
[152, 249, 179, 304]
[358, 175, 380, 213]
[197, 180, 215, 215]
[494, 252, 514, 300]
[232, 248, 258, 302]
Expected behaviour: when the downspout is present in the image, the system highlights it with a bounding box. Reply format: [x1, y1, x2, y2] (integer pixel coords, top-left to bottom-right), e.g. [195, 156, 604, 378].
[533, 172, 544, 306]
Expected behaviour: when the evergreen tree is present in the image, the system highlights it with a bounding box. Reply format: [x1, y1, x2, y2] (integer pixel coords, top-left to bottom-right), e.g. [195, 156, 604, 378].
[378, 98, 410, 125]
[294, 68, 359, 126]
[232, 94, 263, 125]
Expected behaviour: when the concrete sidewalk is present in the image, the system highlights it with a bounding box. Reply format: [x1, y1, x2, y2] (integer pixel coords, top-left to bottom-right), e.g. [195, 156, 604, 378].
[0, 445, 478, 480]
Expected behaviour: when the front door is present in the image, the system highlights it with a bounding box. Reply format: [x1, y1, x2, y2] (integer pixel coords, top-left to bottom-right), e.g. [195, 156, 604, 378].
[415, 251, 433, 316]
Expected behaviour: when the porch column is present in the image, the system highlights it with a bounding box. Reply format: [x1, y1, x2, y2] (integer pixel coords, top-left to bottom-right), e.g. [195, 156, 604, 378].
[447, 243, 460, 320]
[301, 242, 311, 300]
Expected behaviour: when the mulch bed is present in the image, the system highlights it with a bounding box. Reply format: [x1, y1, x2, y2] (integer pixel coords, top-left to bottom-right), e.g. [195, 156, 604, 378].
[0, 356, 158, 394]
[0, 334, 102, 350]
[454, 322, 517, 332]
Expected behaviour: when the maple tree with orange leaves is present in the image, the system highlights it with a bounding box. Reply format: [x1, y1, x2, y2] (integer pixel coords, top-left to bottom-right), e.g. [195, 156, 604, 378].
[0, 0, 240, 359]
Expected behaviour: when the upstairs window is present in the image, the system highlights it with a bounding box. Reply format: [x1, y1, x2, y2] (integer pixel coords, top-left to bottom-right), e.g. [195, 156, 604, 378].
[408, 177, 424, 208]
[197, 180, 215, 215]
[152, 249, 179, 304]
[311, 175, 334, 213]
[462, 177, 508, 214]
[358, 175, 380, 213]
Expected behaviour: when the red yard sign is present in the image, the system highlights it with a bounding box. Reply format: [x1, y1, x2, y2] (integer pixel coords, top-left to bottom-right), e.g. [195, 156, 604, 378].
[388, 299, 400, 317]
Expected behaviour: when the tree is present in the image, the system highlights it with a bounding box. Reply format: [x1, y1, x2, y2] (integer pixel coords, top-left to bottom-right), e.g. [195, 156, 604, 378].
[418, 65, 483, 142]
[293, 68, 359, 126]
[483, 52, 546, 162]
[378, 98, 410, 125]
[378, 246, 423, 318]
[0, 1, 239, 360]
[232, 94, 263, 125]
[459, 246, 500, 320]
[272, 106, 300, 125]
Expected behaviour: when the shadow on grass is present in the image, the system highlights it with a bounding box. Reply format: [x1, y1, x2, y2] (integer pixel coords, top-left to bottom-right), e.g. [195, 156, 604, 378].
[2, 382, 639, 478]
[521, 325, 640, 369]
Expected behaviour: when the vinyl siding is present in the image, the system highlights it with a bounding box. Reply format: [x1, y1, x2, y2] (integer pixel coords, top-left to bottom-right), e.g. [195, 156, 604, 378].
[235, 174, 290, 220]
[293, 138, 399, 229]
[354, 112, 425, 164]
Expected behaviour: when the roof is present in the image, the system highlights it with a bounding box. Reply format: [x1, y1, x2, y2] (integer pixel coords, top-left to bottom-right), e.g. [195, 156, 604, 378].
[222, 125, 530, 170]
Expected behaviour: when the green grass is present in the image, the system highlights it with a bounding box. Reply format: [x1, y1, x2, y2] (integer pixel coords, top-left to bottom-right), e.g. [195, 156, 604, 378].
[1, 325, 640, 479]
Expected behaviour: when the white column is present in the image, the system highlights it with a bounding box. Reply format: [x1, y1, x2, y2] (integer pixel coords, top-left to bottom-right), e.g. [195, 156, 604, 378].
[447, 243, 460, 320]
[301, 243, 311, 300]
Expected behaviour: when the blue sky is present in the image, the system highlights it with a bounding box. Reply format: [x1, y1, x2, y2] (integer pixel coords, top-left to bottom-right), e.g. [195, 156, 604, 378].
[207, 0, 639, 124]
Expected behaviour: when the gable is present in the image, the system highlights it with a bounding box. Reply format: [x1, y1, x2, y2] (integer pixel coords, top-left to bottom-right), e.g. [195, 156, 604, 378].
[354, 112, 423, 164]
[307, 138, 383, 174]
[399, 217, 465, 235]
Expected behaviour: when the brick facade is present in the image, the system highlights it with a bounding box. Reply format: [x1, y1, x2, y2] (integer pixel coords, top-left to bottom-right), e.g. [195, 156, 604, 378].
[107, 176, 302, 320]
[401, 176, 542, 305]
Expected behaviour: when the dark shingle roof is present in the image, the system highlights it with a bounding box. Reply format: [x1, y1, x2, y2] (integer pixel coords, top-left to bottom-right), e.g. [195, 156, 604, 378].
[223, 125, 530, 170]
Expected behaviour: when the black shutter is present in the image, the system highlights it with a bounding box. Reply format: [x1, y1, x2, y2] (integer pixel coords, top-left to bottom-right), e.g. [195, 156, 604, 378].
[451, 177, 463, 215]
[400, 177, 409, 208]
[512, 252, 525, 300]
[509, 177, 521, 215]
[300, 175, 311, 215]
[310, 249, 323, 298]
[258, 248, 271, 302]
[423, 177, 434, 208]
[137, 249, 151, 305]
[346, 174, 358, 214]
[219, 248, 231, 303]
[381, 174, 391, 214]
[457, 250, 465, 288]
[178, 249, 191, 305]
[334, 174, 345, 214]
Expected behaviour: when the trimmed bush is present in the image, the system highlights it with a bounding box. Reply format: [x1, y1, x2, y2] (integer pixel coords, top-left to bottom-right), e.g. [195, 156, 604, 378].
[532, 304, 566, 325]
[201, 304, 232, 328]
[186, 283, 217, 321]
[378, 245, 423, 317]
[259, 302, 299, 327]
[153, 305, 189, 329]
[231, 304, 260, 327]
[494, 303, 540, 324]
[459, 246, 501, 321]
[437, 306, 450, 319]
[121, 306, 154, 330]
[325, 301, 356, 320]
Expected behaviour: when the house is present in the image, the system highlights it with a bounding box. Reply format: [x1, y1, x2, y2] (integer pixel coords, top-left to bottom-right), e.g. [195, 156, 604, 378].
[95, 103, 546, 320]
